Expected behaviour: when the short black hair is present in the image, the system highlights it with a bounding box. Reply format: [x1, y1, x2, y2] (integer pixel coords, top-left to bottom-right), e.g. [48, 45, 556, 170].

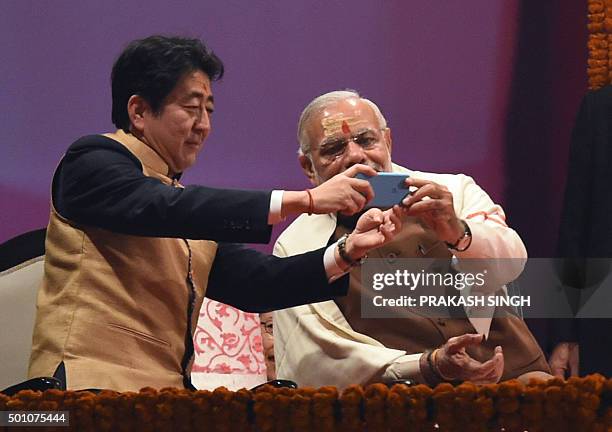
[111, 35, 224, 132]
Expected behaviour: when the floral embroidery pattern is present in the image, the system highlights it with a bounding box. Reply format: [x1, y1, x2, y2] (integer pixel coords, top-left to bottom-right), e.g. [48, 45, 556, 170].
[192, 299, 265, 375]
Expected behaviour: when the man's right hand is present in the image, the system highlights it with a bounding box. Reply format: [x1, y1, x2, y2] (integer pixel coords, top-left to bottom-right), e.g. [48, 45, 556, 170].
[309, 164, 377, 215]
[429, 333, 504, 385]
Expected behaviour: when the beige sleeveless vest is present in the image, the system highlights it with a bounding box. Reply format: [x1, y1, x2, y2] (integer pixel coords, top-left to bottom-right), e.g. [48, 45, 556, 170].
[334, 219, 550, 380]
[28, 131, 218, 391]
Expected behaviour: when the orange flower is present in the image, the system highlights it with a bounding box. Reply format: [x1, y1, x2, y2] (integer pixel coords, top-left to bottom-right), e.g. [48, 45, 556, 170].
[230, 388, 252, 431]
[387, 385, 411, 432]
[339, 385, 364, 432]
[289, 392, 312, 431]
[363, 384, 388, 430]
[253, 388, 276, 432]
[313, 386, 338, 432]
[190, 390, 212, 431]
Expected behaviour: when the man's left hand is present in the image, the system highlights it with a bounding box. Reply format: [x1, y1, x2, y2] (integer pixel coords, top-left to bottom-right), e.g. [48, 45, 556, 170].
[342, 206, 404, 263]
[401, 177, 464, 245]
[434, 334, 504, 385]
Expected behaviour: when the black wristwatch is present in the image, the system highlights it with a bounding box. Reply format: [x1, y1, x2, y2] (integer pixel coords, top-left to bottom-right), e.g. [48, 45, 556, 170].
[337, 233, 367, 267]
[445, 219, 472, 252]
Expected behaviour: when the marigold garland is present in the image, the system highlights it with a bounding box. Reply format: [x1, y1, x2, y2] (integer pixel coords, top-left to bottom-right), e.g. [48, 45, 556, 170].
[588, 0, 612, 89]
[291, 388, 316, 430]
[363, 384, 387, 430]
[313, 386, 338, 432]
[0, 375, 611, 431]
[386, 384, 409, 432]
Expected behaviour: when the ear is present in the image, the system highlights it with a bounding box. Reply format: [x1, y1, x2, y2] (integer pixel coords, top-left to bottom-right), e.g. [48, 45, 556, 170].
[299, 154, 318, 186]
[383, 127, 393, 154]
[127, 95, 150, 134]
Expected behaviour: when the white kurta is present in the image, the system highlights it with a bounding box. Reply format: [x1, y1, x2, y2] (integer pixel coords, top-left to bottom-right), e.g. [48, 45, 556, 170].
[273, 164, 527, 388]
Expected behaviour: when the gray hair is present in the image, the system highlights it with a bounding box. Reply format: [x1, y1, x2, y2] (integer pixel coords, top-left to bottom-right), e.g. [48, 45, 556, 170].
[297, 90, 388, 155]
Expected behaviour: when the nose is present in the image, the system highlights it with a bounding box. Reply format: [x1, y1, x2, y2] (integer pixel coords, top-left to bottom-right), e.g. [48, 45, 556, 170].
[193, 110, 211, 137]
[344, 139, 366, 166]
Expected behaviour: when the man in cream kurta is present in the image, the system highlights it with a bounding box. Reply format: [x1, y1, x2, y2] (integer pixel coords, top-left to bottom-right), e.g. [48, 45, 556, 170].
[273, 91, 551, 388]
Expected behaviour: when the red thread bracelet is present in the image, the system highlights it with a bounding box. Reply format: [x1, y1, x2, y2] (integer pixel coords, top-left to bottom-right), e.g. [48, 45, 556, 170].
[306, 189, 314, 215]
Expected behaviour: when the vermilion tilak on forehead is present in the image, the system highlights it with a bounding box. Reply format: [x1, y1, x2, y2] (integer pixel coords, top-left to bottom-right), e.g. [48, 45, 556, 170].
[341, 120, 351, 134]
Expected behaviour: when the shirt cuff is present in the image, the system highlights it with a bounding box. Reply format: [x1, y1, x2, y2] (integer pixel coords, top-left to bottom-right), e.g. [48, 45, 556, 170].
[324, 241, 348, 282]
[381, 353, 424, 383]
[267, 190, 284, 224]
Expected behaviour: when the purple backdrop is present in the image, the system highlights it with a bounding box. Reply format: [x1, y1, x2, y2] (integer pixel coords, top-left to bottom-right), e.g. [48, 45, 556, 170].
[2, 1, 520, 248]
